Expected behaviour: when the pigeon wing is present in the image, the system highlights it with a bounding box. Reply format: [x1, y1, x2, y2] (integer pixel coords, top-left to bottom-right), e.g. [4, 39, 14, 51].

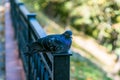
[52, 37, 67, 53]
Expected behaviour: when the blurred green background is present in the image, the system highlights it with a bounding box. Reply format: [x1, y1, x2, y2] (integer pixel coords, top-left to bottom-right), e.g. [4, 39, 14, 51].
[21, 0, 120, 80]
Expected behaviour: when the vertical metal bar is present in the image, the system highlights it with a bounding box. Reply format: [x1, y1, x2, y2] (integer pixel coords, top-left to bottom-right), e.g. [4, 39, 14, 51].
[27, 14, 36, 80]
[15, 2, 24, 39]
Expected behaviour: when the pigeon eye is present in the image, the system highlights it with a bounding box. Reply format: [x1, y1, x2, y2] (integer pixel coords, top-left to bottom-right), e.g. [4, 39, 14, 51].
[65, 34, 70, 37]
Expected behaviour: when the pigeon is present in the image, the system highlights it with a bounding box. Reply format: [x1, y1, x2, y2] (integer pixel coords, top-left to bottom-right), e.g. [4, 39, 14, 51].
[25, 30, 72, 56]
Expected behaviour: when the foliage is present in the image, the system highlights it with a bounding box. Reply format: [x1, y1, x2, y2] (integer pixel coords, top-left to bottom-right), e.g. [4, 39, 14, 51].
[22, 0, 120, 54]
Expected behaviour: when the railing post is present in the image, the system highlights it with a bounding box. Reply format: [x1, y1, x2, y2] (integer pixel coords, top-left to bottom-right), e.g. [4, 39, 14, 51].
[53, 53, 71, 80]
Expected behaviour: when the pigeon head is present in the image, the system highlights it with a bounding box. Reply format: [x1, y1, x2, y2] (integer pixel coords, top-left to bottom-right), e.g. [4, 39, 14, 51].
[62, 30, 72, 38]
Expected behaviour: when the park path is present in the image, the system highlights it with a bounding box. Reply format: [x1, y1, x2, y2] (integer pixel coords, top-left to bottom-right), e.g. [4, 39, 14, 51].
[4, 1, 25, 80]
[0, 0, 24, 80]
[0, 0, 26, 80]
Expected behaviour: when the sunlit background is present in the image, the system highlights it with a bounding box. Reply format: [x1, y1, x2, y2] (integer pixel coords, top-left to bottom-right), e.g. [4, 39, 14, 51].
[20, 0, 120, 80]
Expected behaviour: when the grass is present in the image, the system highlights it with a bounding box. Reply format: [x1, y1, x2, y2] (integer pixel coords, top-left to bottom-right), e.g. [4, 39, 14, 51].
[70, 52, 112, 80]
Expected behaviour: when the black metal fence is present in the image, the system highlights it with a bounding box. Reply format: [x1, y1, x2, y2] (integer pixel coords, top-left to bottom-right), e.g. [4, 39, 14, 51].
[10, 0, 71, 80]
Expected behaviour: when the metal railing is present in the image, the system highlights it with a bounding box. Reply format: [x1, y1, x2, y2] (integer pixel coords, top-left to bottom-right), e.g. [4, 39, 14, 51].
[10, 0, 71, 80]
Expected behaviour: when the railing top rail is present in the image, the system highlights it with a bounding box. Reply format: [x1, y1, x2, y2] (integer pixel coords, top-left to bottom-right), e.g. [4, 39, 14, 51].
[15, 0, 47, 39]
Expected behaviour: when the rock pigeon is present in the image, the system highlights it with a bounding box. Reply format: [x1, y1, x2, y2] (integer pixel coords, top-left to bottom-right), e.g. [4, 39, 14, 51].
[25, 30, 72, 56]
